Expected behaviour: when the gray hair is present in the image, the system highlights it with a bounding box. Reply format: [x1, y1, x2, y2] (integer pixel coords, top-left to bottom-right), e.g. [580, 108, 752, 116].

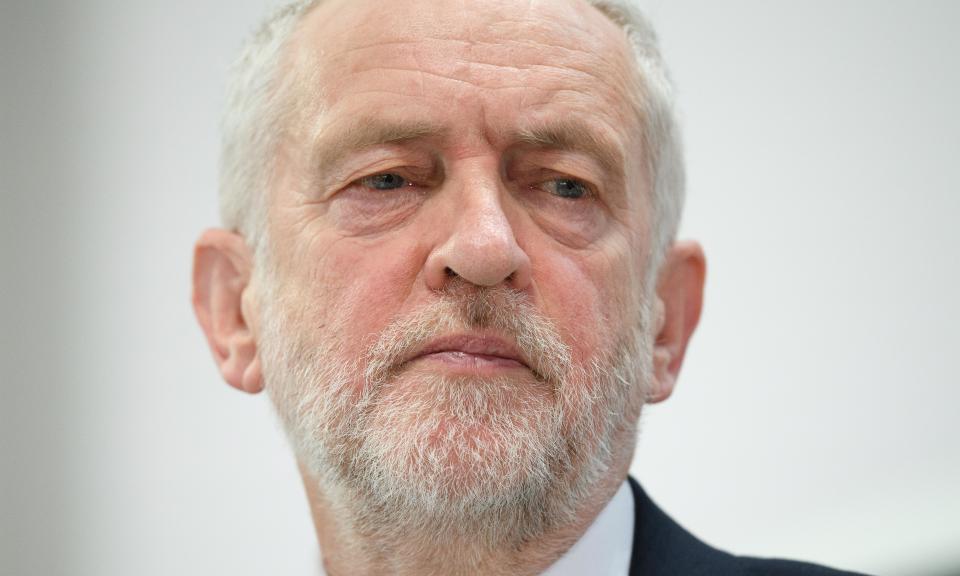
[219, 0, 684, 266]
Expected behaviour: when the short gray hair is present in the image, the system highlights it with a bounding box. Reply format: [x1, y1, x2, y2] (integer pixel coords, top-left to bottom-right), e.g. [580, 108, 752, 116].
[219, 0, 684, 264]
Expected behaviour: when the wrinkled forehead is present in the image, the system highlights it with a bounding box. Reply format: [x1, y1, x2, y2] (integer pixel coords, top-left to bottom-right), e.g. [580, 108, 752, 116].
[280, 0, 642, 128]
[301, 0, 632, 60]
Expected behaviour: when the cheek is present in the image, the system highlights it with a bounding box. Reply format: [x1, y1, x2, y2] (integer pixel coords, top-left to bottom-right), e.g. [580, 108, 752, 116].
[292, 236, 423, 358]
[536, 242, 639, 368]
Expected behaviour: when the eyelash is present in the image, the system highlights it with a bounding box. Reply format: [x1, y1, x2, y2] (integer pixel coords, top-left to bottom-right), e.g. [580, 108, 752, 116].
[351, 170, 595, 202]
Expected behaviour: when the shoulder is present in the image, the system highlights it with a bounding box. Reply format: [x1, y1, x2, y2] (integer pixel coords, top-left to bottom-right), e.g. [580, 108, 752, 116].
[626, 477, 872, 576]
[736, 556, 869, 576]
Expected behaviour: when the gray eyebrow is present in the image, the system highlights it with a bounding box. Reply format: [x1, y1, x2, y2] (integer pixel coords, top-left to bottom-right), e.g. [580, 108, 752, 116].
[311, 117, 448, 175]
[513, 118, 625, 175]
[308, 116, 625, 182]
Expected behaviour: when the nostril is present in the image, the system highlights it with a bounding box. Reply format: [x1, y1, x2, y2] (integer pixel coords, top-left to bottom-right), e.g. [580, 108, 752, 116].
[444, 266, 458, 278]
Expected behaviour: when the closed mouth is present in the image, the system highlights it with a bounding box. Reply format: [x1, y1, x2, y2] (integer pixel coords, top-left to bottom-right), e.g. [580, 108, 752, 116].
[407, 334, 530, 370]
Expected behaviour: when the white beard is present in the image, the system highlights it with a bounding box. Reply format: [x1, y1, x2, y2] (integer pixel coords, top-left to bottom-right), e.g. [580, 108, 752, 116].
[258, 279, 652, 560]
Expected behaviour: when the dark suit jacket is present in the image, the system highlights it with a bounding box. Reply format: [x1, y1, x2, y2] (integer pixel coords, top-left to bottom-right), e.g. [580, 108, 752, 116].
[627, 477, 870, 575]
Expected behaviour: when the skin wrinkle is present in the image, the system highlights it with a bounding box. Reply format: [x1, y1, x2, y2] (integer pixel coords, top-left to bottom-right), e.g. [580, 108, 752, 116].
[293, 111, 634, 251]
[323, 88, 624, 116]
[412, 50, 427, 99]
[339, 45, 622, 83]
[307, 119, 448, 190]
[308, 29, 622, 126]
[298, 179, 424, 243]
[307, 119, 625, 204]
[340, 71, 624, 115]
[332, 40, 628, 88]
[288, 129, 640, 272]
[301, 184, 626, 269]
[217, 0, 681, 269]
[244, 0, 666, 573]
[321, 79, 634, 153]
[315, 11, 631, 90]
[514, 120, 625, 176]
[337, 35, 624, 55]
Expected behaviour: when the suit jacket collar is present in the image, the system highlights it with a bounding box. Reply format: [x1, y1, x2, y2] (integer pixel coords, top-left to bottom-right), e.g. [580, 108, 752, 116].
[627, 475, 733, 576]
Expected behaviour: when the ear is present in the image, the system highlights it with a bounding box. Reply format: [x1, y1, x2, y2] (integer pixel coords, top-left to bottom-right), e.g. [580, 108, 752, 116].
[192, 229, 264, 394]
[647, 240, 706, 404]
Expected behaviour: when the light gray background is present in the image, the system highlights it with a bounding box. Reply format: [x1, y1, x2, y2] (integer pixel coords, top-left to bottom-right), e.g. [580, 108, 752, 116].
[2, 1, 958, 575]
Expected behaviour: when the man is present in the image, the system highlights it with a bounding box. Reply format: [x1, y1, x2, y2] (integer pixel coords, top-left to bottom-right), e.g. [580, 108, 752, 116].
[192, 0, 867, 574]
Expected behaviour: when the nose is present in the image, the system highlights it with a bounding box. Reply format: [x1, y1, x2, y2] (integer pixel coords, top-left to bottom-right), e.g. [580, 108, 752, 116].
[424, 178, 532, 291]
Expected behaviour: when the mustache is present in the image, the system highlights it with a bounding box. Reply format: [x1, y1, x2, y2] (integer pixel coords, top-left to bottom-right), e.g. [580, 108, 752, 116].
[363, 286, 573, 387]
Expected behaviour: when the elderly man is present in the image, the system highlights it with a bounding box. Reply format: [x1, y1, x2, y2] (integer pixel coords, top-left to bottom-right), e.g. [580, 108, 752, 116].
[192, 0, 866, 574]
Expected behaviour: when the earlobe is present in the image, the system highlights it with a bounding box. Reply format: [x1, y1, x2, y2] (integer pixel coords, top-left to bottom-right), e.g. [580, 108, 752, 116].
[219, 329, 263, 394]
[648, 241, 706, 404]
[648, 297, 673, 403]
[192, 228, 263, 394]
[242, 356, 264, 394]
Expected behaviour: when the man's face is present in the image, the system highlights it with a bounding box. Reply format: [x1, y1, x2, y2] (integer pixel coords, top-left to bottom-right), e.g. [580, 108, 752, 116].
[256, 0, 655, 533]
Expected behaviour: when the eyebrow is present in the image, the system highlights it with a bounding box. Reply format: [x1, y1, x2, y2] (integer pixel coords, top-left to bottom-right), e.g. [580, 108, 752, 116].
[513, 118, 625, 175]
[308, 116, 625, 181]
[311, 118, 448, 176]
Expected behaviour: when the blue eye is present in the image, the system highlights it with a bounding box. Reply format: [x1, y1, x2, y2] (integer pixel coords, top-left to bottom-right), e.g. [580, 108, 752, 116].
[547, 178, 589, 199]
[361, 173, 407, 190]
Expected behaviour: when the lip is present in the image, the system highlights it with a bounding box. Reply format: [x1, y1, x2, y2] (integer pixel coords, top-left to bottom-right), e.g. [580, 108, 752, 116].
[406, 334, 530, 372]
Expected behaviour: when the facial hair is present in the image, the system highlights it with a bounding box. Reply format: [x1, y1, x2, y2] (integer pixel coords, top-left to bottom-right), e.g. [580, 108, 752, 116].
[258, 280, 652, 561]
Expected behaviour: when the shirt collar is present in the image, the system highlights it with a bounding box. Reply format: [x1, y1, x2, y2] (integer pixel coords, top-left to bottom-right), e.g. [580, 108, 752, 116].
[540, 479, 634, 576]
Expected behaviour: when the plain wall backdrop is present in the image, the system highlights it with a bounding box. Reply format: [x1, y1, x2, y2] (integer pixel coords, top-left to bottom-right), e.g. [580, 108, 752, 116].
[2, 1, 958, 575]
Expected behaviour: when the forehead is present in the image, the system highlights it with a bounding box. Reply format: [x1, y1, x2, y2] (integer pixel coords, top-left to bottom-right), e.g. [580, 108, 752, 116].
[284, 0, 641, 143]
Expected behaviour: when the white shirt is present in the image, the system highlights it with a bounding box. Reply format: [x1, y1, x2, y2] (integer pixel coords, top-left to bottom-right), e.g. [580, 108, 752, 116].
[316, 480, 634, 575]
[541, 480, 634, 576]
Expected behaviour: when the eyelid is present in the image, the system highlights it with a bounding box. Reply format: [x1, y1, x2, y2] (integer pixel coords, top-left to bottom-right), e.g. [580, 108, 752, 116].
[508, 151, 604, 190]
[323, 148, 439, 193]
[512, 147, 605, 175]
[346, 165, 442, 197]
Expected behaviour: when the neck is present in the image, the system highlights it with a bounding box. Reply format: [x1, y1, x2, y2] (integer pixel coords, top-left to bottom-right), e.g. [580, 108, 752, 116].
[299, 440, 635, 576]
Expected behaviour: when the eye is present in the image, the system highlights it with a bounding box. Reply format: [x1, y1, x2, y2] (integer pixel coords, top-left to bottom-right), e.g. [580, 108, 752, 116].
[359, 173, 409, 190]
[543, 178, 589, 199]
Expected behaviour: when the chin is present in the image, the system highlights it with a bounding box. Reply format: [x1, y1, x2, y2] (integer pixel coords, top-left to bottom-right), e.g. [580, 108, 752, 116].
[349, 373, 565, 509]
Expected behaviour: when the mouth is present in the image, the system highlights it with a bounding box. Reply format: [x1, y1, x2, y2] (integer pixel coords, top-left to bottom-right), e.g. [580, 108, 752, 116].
[405, 334, 531, 375]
